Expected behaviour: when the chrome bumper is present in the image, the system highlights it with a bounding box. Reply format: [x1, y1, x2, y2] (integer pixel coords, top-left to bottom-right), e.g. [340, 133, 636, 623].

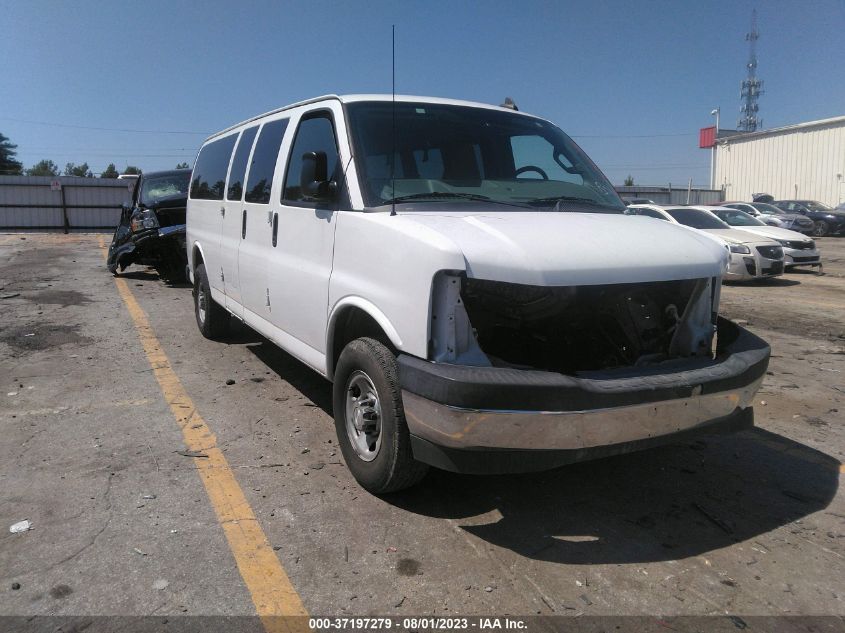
[403, 376, 761, 451]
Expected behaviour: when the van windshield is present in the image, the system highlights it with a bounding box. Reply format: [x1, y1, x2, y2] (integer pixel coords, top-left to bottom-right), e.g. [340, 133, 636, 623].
[345, 101, 625, 213]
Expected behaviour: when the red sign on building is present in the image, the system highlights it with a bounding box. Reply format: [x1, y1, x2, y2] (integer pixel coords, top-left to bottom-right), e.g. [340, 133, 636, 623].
[699, 126, 717, 148]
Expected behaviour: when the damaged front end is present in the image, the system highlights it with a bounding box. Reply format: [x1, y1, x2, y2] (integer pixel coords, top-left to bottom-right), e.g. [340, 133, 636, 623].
[399, 272, 768, 474]
[429, 272, 719, 374]
[106, 174, 190, 283]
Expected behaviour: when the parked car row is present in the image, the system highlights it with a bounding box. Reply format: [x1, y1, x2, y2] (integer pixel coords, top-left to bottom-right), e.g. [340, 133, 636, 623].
[627, 203, 822, 281]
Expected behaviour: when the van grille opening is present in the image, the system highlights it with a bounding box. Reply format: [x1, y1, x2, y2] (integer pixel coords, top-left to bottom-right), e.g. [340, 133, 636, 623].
[460, 278, 706, 374]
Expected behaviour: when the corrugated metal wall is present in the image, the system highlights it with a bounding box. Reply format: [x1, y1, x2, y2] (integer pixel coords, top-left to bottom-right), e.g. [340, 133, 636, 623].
[0, 176, 134, 231]
[615, 186, 723, 205]
[714, 118, 845, 206]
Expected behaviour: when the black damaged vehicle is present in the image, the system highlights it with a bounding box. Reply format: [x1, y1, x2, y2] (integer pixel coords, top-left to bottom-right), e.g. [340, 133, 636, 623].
[107, 169, 190, 282]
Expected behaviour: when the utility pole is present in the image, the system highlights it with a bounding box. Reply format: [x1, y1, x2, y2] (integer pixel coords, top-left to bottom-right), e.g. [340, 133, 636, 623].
[710, 108, 720, 189]
[738, 10, 764, 132]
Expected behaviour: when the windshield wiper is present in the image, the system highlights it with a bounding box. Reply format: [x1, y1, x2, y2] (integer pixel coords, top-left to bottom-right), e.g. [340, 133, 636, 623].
[382, 191, 530, 209]
[383, 192, 492, 204]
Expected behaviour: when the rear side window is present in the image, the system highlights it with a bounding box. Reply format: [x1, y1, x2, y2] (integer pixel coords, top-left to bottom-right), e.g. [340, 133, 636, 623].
[190, 135, 237, 200]
[283, 113, 339, 202]
[227, 126, 259, 201]
[245, 119, 288, 204]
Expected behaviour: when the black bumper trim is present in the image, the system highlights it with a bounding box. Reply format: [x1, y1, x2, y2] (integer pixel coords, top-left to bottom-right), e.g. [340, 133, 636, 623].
[410, 406, 754, 474]
[398, 318, 769, 412]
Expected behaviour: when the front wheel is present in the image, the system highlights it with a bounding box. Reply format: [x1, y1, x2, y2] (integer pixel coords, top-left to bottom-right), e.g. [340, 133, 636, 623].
[812, 220, 829, 237]
[333, 337, 428, 493]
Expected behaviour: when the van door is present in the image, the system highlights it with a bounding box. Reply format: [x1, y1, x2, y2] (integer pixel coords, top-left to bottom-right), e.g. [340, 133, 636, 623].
[219, 126, 258, 319]
[267, 104, 346, 369]
[238, 118, 289, 326]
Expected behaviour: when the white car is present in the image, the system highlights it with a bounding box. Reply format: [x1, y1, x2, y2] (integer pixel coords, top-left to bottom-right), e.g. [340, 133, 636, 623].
[699, 206, 821, 271]
[186, 94, 769, 493]
[627, 204, 785, 282]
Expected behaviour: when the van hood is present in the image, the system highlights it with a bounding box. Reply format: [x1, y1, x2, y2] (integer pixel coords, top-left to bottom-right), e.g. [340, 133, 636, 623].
[701, 227, 776, 246]
[398, 210, 728, 286]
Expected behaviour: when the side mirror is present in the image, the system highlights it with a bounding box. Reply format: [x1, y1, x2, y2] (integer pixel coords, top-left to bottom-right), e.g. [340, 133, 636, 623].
[300, 151, 337, 201]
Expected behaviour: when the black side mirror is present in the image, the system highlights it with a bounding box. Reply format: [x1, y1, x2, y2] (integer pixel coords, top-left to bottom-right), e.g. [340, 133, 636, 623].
[300, 151, 337, 201]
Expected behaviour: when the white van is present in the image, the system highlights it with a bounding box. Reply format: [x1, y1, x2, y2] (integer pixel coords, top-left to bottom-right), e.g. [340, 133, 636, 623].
[186, 95, 770, 493]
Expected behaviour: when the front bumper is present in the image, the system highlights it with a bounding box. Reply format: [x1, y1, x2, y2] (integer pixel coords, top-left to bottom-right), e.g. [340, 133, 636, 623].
[399, 318, 769, 474]
[783, 246, 821, 267]
[724, 250, 783, 281]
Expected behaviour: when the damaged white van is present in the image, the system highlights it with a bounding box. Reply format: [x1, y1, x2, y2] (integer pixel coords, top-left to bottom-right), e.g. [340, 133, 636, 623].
[186, 95, 770, 493]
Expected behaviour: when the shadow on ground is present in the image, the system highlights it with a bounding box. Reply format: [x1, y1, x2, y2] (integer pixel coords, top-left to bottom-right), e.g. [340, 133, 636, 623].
[388, 427, 839, 564]
[729, 278, 801, 288]
[246, 339, 333, 412]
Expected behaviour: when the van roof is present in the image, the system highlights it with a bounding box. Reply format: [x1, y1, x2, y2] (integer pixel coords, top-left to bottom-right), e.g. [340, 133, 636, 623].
[204, 94, 536, 143]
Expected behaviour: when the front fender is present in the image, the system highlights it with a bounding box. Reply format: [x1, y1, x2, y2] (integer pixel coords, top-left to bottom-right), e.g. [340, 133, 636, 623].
[326, 296, 404, 380]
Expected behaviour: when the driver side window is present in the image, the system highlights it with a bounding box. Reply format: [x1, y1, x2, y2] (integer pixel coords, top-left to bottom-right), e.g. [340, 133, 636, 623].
[510, 135, 582, 184]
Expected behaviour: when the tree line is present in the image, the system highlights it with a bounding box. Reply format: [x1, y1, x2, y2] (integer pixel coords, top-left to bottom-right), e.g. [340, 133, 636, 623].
[1, 132, 189, 177]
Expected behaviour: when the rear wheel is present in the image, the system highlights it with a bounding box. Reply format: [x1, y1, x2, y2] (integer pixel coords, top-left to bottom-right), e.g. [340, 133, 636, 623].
[812, 220, 829, 237]
[193, 263, 229, 339]
[333, 337, 428, 493]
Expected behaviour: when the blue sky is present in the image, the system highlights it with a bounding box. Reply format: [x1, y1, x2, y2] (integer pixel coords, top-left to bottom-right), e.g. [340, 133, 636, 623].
[2, 0, 843, 186]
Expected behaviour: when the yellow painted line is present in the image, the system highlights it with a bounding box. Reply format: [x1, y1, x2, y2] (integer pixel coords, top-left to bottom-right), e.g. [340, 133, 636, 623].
[108, 255, 307, 631]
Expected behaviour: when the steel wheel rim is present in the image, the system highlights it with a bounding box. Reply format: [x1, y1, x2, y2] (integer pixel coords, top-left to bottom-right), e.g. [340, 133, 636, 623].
[197, 285, 207, 324]
[344, 370, 382, 462]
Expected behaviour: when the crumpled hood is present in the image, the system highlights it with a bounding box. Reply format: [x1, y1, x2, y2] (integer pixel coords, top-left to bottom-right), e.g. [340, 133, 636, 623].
[398, 210, 729, 286]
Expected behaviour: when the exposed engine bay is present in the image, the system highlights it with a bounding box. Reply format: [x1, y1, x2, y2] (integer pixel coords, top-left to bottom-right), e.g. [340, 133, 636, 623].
[429, 273, 719, 375]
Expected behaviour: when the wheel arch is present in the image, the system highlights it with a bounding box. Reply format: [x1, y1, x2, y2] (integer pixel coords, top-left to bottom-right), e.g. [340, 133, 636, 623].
[190, 241, 207, 282]
[326, 298, 403, 381]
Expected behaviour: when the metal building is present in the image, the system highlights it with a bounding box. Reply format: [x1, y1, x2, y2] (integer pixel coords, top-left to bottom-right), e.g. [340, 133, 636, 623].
[714, 115, 845, 206]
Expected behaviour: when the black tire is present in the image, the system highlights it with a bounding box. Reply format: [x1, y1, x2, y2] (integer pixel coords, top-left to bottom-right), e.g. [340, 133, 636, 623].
[193, 263, 229, 339]
[333, 337, 428, 493]
[812, 220, 829, 237]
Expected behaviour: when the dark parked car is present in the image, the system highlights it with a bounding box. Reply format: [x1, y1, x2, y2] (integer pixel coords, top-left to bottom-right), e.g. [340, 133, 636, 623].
[721, 201, 815, 235]
[773, 200, 845, 237]
[107, 169, 190, 281]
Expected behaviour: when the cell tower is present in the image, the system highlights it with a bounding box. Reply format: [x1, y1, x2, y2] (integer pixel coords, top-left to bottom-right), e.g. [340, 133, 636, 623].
[738, 9, 764, 132]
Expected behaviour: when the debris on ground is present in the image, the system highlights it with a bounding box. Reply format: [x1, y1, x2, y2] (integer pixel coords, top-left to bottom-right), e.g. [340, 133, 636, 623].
[132, 548, 148, 556]
[9, 520, 32, 534]
[11, 583, 21, 590]
[152, 579, 169, 590]
[141, 494, 157, 500]
[394, 596, 406, 608]
[1, 293, 20, 299]
[225, 379, 235, 385]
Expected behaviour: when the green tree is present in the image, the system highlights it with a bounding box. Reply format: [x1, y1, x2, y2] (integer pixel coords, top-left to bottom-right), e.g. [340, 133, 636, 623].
[624, 175, 634, 186]
[26, 159, 60, 176]
[0, 133, 23, 175]
[100, 163, 119, 178]
[123, 165, 142, 175]
[175, 162, 189, 169]
[64, 162, 93, 177]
